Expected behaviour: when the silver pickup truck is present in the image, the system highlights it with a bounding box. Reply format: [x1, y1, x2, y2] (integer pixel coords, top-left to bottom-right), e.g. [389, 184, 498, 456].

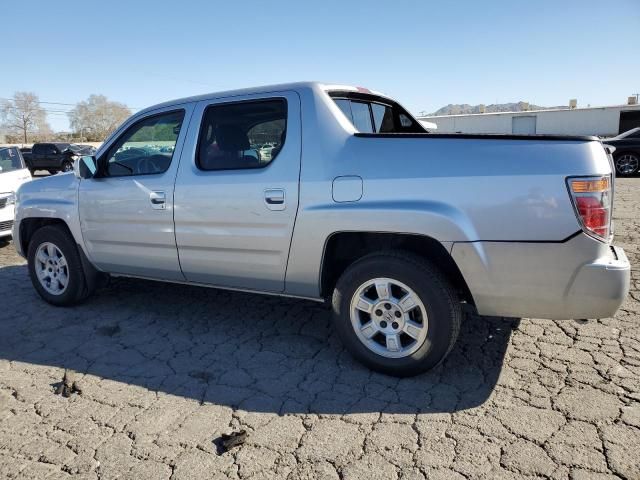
[13, 82, 630, 376]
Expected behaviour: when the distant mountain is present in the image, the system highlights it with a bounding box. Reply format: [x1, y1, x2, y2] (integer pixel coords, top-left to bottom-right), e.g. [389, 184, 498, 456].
[428, 102, 567, 116]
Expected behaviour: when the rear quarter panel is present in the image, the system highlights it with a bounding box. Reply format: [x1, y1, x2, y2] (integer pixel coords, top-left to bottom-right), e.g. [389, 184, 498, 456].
[286, 89, 611, 297]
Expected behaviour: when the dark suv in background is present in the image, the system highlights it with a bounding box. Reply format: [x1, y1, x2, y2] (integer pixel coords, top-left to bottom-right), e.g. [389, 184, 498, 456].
[604, 127, 640, 177]
[23, 143, 96, 175]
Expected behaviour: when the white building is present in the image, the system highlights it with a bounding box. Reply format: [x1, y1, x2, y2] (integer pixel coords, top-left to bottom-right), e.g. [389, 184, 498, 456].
[418, 102, 640, 137]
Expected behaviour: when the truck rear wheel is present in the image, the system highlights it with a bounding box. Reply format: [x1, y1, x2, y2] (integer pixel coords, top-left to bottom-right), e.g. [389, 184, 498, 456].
[331, 251, 462, 377]
[27, 225, 93, 306]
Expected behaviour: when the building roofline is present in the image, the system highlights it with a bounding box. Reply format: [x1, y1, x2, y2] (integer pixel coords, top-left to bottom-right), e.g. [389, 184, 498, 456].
[418, 103, 640, 120]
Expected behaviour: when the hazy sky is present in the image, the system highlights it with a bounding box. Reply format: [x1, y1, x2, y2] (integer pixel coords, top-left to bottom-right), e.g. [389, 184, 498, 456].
[3, 0, 639, 131]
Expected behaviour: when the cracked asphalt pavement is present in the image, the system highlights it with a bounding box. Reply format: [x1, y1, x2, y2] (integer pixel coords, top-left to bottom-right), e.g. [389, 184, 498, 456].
[0, 179, 638, 480]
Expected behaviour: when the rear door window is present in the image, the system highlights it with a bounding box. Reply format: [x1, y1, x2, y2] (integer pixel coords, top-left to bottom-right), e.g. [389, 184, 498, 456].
[197, 99, 287, 171]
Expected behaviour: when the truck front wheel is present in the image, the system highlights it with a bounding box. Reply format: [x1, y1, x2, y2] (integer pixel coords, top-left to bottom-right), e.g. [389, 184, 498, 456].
[27, 225, 93, 306]
[331, 251, 462, 377]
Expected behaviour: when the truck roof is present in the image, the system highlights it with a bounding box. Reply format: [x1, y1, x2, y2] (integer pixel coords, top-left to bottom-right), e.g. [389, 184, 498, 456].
[131, 83, 600, 143]
[136, 81, 389, 116]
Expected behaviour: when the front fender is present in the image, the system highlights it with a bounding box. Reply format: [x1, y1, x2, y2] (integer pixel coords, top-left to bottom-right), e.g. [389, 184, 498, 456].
[13, 174, 84, 257]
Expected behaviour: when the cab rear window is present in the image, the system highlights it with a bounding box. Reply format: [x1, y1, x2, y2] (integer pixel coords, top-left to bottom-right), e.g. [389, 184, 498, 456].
[330, 92, 424, 134]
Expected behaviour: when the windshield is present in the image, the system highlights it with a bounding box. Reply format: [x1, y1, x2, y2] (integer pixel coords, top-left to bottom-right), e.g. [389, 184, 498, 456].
[0, 147, 25, 174]
[614, 127, 640, 139]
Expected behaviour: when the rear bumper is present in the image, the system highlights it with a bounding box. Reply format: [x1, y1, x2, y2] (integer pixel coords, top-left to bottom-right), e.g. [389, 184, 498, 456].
[451, 233, 630, 320]
[566, 245, 629, 318]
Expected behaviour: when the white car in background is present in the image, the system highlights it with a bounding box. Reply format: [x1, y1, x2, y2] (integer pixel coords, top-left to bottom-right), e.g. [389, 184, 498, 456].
[0, 147, 32, 239]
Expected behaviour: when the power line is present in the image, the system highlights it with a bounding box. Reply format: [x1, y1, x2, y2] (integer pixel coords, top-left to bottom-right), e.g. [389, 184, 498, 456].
[1, 104, 138, 116]
[0, 97, 141, 111]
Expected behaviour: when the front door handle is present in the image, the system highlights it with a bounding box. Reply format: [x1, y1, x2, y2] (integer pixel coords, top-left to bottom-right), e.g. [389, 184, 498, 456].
[265, 188, 285, 211]
[150, 191, 166, 210]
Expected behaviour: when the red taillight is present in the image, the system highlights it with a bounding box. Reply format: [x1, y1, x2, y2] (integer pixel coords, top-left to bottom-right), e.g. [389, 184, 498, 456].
[568, 176, 612, 240]
[575, 196, 609, 237]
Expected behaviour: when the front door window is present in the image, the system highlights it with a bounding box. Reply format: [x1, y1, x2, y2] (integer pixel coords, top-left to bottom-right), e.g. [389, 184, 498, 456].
[103, 110, 185, 177]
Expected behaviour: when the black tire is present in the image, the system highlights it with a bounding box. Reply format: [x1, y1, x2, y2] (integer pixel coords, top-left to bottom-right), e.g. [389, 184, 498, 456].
[61, 161, 73, 173]
[27, 225, 93, 306]
[614, 152, 639, 177]
[332, 251, 462, 377]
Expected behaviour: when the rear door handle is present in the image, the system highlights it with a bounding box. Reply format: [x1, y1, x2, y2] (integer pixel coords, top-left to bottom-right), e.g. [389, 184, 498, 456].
[265, 188, 285, 211]
[150, 191, 166, 210]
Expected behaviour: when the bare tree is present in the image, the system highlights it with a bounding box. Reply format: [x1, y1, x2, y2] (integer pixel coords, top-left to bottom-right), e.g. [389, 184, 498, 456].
[0, 92, 51, 144]
[68, 95, 131, 141]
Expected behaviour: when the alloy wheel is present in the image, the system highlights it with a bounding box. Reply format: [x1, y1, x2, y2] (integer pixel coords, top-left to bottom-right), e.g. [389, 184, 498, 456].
[34, 242, 69, 295]
[616, 154, 639, 175]
[350, 277, 429, 358]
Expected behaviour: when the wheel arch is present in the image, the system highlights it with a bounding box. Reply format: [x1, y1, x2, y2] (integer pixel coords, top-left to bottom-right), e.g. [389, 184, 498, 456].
[20, 217, 104, 292]
[319, 231, 474, 306]
[19, 217, 74, 256]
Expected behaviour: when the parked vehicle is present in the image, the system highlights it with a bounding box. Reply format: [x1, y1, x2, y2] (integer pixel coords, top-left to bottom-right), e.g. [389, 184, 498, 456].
[603, 127, 640, 176]
[23, 143, 89, 175]
[12, 82, 630, 376]
[70, 144, 98, 156]
[0, 147, 31, 239]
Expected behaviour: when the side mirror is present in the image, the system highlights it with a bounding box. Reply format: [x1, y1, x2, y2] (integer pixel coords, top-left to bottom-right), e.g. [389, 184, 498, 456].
[74, 155, 97, 179]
